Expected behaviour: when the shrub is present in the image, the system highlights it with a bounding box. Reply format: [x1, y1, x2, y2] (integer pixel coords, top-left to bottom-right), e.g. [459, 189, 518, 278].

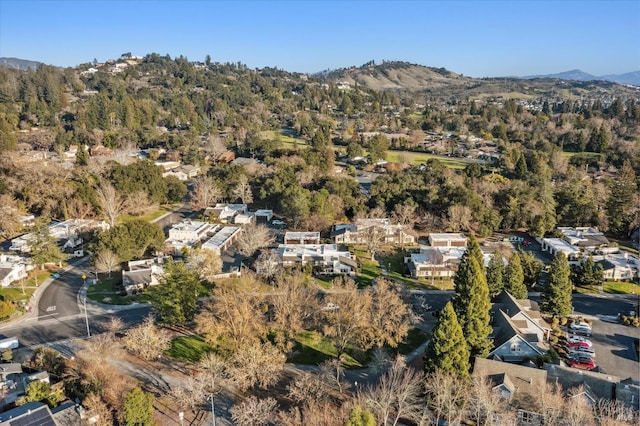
[559, 317, 568, 326]
[549, 335, 558, 345]
[551, 317, 560, 328]
[633, 318, 640, 327]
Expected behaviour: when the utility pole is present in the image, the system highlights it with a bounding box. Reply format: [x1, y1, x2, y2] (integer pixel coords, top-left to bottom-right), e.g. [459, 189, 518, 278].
[83, 297, 91, 338]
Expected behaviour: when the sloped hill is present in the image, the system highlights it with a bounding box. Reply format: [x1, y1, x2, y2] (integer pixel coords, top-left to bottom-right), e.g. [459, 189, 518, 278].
[0, 57, 44, 71]
[325, 61, 471, 91]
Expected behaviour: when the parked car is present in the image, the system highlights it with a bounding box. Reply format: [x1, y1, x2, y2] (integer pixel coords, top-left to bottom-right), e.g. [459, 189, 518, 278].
[568, 346, 595, 357]
[566, 334, 593, 348]
[569, 321, 592, 330]
[568, 353, 596, 364]
[568, 357, 596, 370]
[571, 326, 593, 337]
[567, 340, 592, 350]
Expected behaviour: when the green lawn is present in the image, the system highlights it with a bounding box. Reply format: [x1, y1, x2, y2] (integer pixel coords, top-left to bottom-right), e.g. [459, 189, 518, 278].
[118, 204, 177, 224]
[575, 281, 640, 295]
[87, 276, 122, 293]
[561, 151, 601, 158]
[166, 334, 214, 362]
[288, 331, 363, 367]
[385, 150, 469, 169]
[395, 328, 429, 355]
[259, 130, 308, 149]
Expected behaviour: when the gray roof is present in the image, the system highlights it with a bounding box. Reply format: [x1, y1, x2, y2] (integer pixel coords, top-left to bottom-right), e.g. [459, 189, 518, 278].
[0, 402, 57, 426]
[543, 363, 618, 401]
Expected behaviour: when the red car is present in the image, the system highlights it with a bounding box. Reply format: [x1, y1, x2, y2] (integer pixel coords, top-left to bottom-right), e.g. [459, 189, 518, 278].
[568, 357, 596, 370]
[567, 340, 592, 349]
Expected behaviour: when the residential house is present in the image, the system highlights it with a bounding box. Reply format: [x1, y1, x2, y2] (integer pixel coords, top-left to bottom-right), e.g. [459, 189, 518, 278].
[538, 238, 581, 262]
[428, 233, 467, 248]
[557, 227, 609, 253]
[201, 226, 242, 255]
[254, 210, 273, 223]
[331, 218, 415, 245]
[165, 220, 218, 254]
[0, 254, 31, 287]
[271, 244, 357, 276]
[544, 363, 619, 407]
[162, 165, 200, 181]
[214, 151, 235, 164]
[234, 213, 255, 225]
[0, 402, 57, 426]
[89, 144, 113, 157]
[284, 231, 320, 245]
[488, 291, 551, 363]
[473, 358, 548, 424]
[121, 256, 169, 295]
[205, 204, 247, 223]
[405, 246, 466, 279]
[594, 252, 639, 281]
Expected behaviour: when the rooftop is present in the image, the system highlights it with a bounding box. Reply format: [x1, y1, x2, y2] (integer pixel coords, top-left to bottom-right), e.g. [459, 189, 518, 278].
[202, 227, 241, 250]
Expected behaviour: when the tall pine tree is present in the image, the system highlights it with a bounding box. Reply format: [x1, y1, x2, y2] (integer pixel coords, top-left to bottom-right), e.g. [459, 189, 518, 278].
[607, 159, 638, 237]
[486, 250, 504, 296]
[541, 252, 573, 316]
[504, 253, 527, 299]
[460, 257, 493, 358]
[424, 302, 470, 377]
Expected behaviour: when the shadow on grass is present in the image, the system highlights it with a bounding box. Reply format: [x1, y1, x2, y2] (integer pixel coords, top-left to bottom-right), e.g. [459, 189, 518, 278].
[166, 334, 214, 362]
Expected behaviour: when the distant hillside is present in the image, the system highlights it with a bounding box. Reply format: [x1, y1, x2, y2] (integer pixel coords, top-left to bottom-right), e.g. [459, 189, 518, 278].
[323, 61, 471, 91]
[521, 69, 640, 86]
[0, 57, 44, 71]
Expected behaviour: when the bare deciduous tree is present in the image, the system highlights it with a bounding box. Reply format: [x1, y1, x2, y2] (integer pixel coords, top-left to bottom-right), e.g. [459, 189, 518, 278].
[198, 352, 226, 395]
[122, 315, 171, 360]
[196, 282, 267, 349]
[363, 224, 386, 260]
[227, 342, 285, 392]
[65, 196, 95, 220]
[232, 174, 253, 204]
[446, 204, 474, 232]
[362, 358, 424, 426]
[81, 392, 113, 426]
[424, 369, 468, 426]
[287, 371, 329, 404]
[230, 396, 278, 426]
[564, 385, 596, 426]
[96, 181, 126, 227]
[468, 375, 515, 426]
[125, 190, 154, 216]
[322, 278, 372, 358]
[187, 248, 222, 281]
[170, 376, 207, 412]
[319, 358, 346, 393]
[277, 400, 350, 426]
[534, 381, 564, 425]
[236, 223, 274, 257]
[191, 176, 222, 210]
[271, 272, 320, 352]
[94, 249, 120, 278]
[593, 399, 637, 426]
[365, 279, 412, 349]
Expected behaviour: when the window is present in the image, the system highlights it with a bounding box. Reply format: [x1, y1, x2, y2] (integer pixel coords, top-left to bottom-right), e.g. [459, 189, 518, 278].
[510, 343, 522, 353]
[519, 410, 538, 425]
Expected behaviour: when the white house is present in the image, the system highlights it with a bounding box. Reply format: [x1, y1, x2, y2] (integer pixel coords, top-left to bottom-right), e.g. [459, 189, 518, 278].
[234, 213, 255, 225]
[201, 226, 242, 255]
[539, 238, 581, 261]
[205, 204, 247, 223]
[254, 209, 273, 223]
[121, 257, 170, 295]
[405, 246, 466, 279]
[594, 252, 640, 281]
[557, 227, 609, 253]
[165, 220, 218, 255]
[331, 218, 415, 245]
[0, 254, 33, 287]
[273, 244, 357, 276]
[428, 233, 467, 248]
[284, 231, 320, 245]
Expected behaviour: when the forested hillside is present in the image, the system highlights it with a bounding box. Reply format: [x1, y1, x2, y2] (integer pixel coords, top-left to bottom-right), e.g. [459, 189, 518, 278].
[0, 55, 638, 241]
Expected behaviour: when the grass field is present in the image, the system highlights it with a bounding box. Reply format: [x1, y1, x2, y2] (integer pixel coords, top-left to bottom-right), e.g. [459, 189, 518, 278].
[259, 130, 308, 149]
[385, 150, 470, 169]
[561, 151, 601, 158]
[118, 204, 177, 224]
[166, 334, 214, 362]
[575, 281, 640, 295]
[289, 331, 363, 367]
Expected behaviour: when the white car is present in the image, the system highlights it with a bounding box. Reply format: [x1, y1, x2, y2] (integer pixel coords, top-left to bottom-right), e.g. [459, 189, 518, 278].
[567, 334, 593, 348]
[568, 346, 595, 357]
[569, 321, 592, 330]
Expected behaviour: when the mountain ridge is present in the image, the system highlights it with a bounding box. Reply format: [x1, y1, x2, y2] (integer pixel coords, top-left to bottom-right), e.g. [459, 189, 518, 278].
[521, 69, 640, 86]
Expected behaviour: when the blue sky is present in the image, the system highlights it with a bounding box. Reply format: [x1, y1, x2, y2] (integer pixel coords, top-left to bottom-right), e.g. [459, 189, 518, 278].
[1, 0, 638, 77]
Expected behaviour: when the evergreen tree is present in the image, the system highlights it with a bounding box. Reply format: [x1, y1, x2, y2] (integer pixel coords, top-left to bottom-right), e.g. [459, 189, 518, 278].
[504, 253, 527, 299]
[541, 253, 573, 316]
[149, 260, 201, 324]
[346, 406, 376, 426]
[607, 159, 638, 237]
[75, 144, 89, 166]
[424, 302, 470, 377]
[486, 250, 504, 296]
[123, 387, 155, 426]
[466, 235, 484, 269]
[571, 254, 604, 290]
[452, 235, 485, 321]
[459, 257, 493, 358]
[519, 249, 544, 288]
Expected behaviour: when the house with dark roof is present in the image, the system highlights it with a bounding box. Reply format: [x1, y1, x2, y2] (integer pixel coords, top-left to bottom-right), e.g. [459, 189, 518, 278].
[121, 256, 169, 295]
[0, 401, 57, 426]
[488, 292, 551, 363]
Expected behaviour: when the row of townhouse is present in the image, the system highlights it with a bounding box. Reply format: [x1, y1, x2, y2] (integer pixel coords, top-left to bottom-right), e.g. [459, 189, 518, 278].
[474, 292, 639, 424]
[403, 233, 468, 279]
[203, 204, 273, 225]
[165, 220, 242, 256]
[539, 227, 639, 280]
[331, 218, 415, 245]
